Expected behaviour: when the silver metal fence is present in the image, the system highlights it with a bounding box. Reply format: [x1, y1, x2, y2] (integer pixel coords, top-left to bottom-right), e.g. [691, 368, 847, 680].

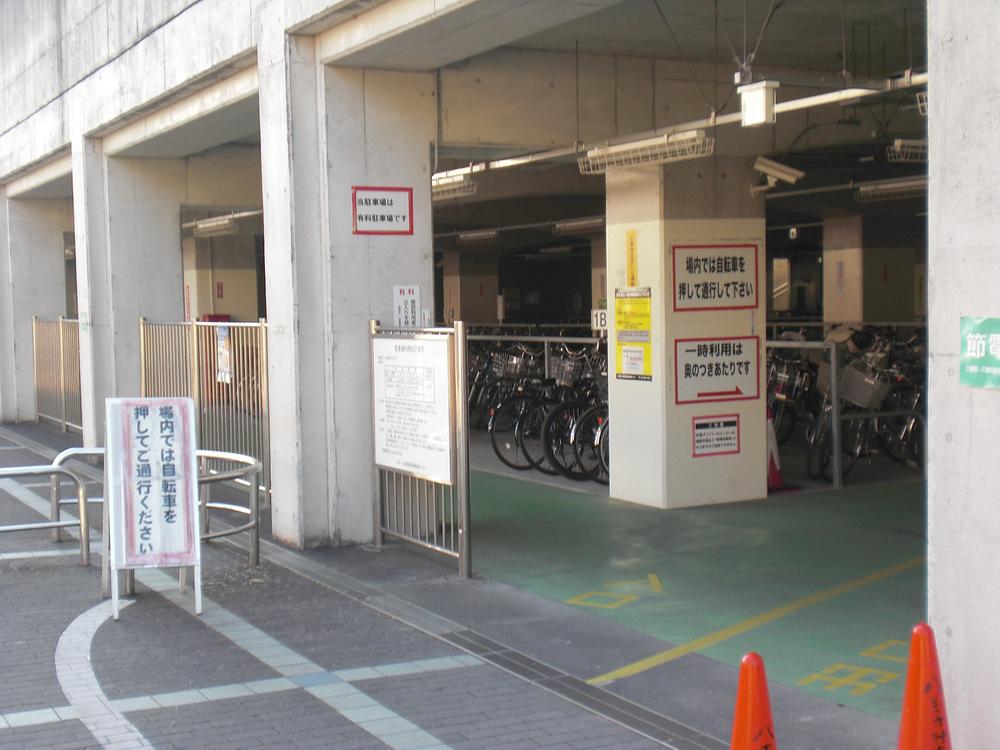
[139, 319, 270, 497]
[372, 321, 471, 577]
[0, 464, 91, 564]
[466, 334, 604, 380]
[32, 317, 83, 432]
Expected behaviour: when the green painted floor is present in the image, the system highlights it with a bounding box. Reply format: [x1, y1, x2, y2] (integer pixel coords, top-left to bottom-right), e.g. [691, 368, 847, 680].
[469, 472, 925, 721]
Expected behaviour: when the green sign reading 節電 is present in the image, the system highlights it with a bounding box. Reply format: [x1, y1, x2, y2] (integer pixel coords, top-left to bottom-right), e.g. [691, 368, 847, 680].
[960, 317, 1000, 389]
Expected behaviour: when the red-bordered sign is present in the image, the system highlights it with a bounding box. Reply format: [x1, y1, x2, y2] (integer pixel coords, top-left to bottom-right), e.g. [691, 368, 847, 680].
[352, 186, 414, 236]
[691, 414, 741, 457]
[672, 243, 759, 312]
[674, 335, 760, 404]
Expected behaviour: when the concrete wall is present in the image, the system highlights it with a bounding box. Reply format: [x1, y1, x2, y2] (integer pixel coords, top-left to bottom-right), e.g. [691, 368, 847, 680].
[183, 235, 260, 322]
[823, 216, 864, 323]
[863, 246, 916, 322]
[459, 253, 499, 325]
[928, 0, 1000, 745]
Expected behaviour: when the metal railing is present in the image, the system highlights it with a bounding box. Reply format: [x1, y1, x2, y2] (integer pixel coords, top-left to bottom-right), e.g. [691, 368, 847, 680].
[140, 318, 270, 497]
[467, 333, 604, 380]
[0, 464, 90, 564]
[47, 446, 261, 596]
[32, 317, 83, 432]
[372, 321, 471, 577]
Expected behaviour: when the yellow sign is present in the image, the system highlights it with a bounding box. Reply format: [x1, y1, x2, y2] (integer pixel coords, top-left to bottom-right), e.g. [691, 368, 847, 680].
[615, 287, 652, 381]
[626, 230, 638, 286]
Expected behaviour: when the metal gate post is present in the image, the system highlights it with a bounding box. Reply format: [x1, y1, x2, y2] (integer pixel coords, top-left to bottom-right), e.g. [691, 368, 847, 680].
[189, 319, 201, 415]
[258, 318, 270, 498]
[58, 316, 67, 431]
[371, 320, 384, 548]
[830, 341, 843, 489]
[454, 320, 471, 579]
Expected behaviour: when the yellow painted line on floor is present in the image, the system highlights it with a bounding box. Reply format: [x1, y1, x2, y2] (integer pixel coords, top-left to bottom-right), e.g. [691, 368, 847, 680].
[586, 556, 925, 686]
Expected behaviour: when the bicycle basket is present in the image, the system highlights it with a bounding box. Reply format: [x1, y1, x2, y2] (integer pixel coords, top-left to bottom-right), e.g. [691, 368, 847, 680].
[549, 354, 584, 386]
[838, 365, 891, 409]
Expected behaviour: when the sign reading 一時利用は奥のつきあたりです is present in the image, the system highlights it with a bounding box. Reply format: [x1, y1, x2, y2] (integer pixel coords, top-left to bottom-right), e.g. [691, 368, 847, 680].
[960, 316, 1000, 389]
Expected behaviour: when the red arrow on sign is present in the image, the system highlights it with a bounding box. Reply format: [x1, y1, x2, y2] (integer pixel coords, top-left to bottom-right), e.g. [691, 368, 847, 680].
[696, 386, 744, 398]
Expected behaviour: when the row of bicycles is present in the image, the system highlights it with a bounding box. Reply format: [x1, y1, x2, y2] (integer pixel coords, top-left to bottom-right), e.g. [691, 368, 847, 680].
[767, 325, 926, 482]
[466, 331, 610, 485]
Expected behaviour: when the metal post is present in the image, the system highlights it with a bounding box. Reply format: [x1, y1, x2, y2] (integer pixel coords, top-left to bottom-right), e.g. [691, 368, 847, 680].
[49, 474, 61, 543]
[189, 319, 201, 417]
[371, 320, 384, 548]
[830, 341, 843, 489]
[139, 317, 147, 396]
[454, 320, 471, 579]
[76, 477, 90, 566]
[258, 318, 270, 501]
[248, 472, 260, 568]
[58, 316, 67, 431]
[543, 340, 551, 379]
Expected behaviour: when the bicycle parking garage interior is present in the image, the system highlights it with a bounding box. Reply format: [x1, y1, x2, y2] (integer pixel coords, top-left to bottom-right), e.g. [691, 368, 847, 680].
[3, 0, 931, 733]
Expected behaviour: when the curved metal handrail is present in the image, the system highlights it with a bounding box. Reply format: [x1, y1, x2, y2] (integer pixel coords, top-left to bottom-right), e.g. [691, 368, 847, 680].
[48, 446, 262, 568]
[0, 465, 91, 565]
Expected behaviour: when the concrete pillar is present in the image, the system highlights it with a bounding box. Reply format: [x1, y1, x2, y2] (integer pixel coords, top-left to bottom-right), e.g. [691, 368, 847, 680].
[459, 253, 499, 324]
[325, 65, 436, 542]
[0, 193, 72, 421]
[822, 216, 864, 323]
[257, 21, 331, 549]
[72, 138, 186, 445]
[257, 0, 435, 548]
[928, 0, 1000, 744]
[591, 236, 607, 310]
[606, 157, 766, 508]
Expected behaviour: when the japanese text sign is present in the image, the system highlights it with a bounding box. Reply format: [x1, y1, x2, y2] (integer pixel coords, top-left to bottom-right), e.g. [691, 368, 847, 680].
[615, 288, 652, 381]
[672, 243, 758, 311]
[373, 337, 454, 484]
[352, 186, 414, 235]
[106, 398, 199, 569]
[692, 414, 741, 457]
[393, 286, 421, 328]
[675, 336, 760, 404]
[960, 316, 1000, 389]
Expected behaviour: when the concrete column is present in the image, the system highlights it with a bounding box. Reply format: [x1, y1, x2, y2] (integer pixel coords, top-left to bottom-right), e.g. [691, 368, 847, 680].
[822, 215, 864, 323]
[0, 187, 10, 421]
[72, 138, 186, 444]
[459, 252, 499, 324]
[606, 157, 766, 508]
[257, 20, 332, 549]
[325, 65, 436, 542]
[72, 136, 112, 446]
[591, 236, 607, 310]
[928, 0, 1000, 745]
[0, 192, 72, 421]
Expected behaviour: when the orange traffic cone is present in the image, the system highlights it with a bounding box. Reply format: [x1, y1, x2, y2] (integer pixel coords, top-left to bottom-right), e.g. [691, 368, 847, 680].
[730, 652, 778, 750]
[898, 623, 951, 750]
[766, 407, 785, 491]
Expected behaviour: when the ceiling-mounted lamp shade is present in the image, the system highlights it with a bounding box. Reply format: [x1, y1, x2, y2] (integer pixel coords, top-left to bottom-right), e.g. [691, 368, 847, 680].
[578, 129, 714, 174]
[457, 228, 500, 243]
[854, 175, 928, 202]
[193, 215, 239, 238]
[552, 216, 605, 235]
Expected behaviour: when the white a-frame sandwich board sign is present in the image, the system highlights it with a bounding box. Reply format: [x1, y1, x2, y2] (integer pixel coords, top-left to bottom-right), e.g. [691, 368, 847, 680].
[106, 397, 201, 620]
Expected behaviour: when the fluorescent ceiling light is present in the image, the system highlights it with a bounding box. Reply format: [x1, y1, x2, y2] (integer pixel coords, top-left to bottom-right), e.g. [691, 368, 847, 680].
[552, 216, 605, 235]
[432, 174, 478, 202]
[578, 130, 714, 174]
[739, 80, 780, 127]
[457, 228, 499, 243]
[886, 139, 928, 163]
[854, 175, 928, 202]
[193, 215, 239, 238]
[538, 246, 573, 256]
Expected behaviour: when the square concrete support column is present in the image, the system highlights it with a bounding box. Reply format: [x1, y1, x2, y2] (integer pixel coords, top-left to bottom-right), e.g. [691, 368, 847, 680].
[72, 138, 186, 445]
[0, 191, 72, 421]
[606, 158, 765, 508]
[325, 66, 436, 542]
[928, 0, 1000, 744]
[822, 215, 864, 324]
[257, 6, 435, 548]
[257, 24, 333, 549]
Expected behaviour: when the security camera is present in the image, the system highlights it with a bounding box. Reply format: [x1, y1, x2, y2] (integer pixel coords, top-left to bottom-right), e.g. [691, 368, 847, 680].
[754, 156, 805, 185]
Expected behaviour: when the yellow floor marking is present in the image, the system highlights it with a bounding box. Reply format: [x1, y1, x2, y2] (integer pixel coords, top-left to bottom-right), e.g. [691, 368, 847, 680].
[586, 556, 924, 686]
[565, 591, 638, 609]
[601, 573, 663, 593]
[798, 663, 898, 696]
[859, 639, 909, 664]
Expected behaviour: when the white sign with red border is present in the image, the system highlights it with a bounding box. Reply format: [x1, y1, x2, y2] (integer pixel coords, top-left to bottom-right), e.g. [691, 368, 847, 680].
[106, 397, 201, 619]
[352, 186, 414, 235]
[675, 336, 760, 404]
[672, 243, 758, 311]
[692, 414, 741, 457]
